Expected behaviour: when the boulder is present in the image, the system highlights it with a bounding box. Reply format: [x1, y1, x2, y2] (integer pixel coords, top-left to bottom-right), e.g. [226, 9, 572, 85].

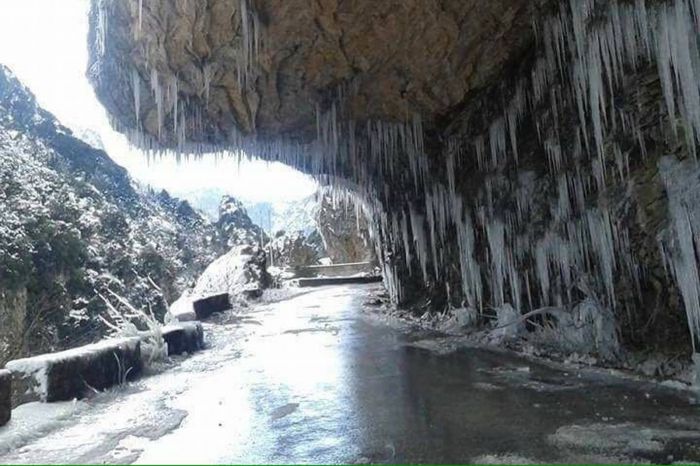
[0, 369, 10, 426]
[163, 322, 205, 356]
[192, 293, 231, 320]
[5, 337, 142, 406]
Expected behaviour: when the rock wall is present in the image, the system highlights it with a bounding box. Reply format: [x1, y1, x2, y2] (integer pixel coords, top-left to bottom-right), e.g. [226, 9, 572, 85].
[269, 230, 324, 268]
[90, 0, 700, 358]
[316, 193, 375, 264]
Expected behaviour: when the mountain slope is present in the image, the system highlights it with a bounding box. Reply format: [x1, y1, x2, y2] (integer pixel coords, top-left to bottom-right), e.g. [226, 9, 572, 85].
[0, 65, 224, 363]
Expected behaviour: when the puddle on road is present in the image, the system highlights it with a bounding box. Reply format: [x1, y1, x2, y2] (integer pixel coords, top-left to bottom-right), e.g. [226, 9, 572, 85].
[283, 327, 340, 335]
[269, 403, 300, 421]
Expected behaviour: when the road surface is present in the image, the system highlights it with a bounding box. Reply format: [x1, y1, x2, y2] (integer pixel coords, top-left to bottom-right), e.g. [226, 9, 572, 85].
[1, 284, 699, 464]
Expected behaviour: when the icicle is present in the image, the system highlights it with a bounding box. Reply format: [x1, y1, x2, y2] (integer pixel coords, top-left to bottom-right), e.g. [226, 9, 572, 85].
[489, 117, 507, 168]
[409, 205, 429, 284]
[138, 0, 143, 36]
[587, 208, 617, 308]
[487, 219, 507, 307]
[171, 75, 178, 138]
[660, 156, 700, 350]
[131, 68, 141, 128]
[150, 68, 163, 139]
[203, 64, 212, 104]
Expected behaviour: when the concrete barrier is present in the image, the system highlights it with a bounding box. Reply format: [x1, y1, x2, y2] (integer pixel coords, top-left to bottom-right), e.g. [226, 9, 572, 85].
[297, 276, 383, 287]
[192, 293, 231, 320]
[294, 261, 376, 278]
[163, 322, 205, 355]
[5, 337, 142, 406]
[0, 369, 10, 426]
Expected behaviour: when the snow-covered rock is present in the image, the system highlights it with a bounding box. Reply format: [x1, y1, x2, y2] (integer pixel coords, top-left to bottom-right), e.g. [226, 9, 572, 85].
[438, 307, 478, 334]
[269, 229, 324, 268]
[192, 294, 231, 320]
[216, 196, 265, 248]
[191, 245, 269, 300]
[170, 245, 270, 319]
[532, 299, 620, 361]
[316, 193, 375, 264]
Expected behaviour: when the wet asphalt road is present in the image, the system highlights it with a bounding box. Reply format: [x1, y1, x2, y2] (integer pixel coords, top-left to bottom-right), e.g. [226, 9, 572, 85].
[1, 283, 699, 464]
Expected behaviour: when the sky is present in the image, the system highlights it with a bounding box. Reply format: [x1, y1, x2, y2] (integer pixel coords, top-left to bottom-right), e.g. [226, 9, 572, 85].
[0, 0, 317, 204]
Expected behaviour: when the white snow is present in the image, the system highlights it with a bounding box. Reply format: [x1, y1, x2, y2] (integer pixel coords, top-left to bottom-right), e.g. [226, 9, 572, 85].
[0, 400, 85, 455]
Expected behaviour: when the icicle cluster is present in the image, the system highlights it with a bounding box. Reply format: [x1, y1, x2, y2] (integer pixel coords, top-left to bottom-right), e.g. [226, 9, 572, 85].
[93, 0, 700, 348]
[659, 157, 700, 350]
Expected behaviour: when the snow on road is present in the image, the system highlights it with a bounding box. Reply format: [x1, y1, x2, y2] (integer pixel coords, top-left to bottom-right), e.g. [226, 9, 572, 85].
[0, 286, 359, 464]
[1, 284, 700, 464]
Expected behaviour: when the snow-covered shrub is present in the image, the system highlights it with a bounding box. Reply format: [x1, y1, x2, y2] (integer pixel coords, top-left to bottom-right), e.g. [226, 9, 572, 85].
[99, 290, 168, 367]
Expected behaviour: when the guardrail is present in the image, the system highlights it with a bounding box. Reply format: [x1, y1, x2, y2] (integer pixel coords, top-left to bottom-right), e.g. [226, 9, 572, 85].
[1, 314, 210, 427]
[0, 370, 10, 426]
[297, 275, 383, 287]
[293, 261, 377, 278]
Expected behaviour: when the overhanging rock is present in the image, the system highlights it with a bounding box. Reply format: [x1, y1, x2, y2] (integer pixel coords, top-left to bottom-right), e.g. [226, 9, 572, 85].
[90, 0, 700, 357]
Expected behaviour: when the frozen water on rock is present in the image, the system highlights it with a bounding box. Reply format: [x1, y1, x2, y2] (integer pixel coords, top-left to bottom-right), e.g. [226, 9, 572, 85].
[494, 304, 525, 340]
[89, 0, 700, 356]
[659, 156, 700, 349]
[693, 353, 700, 389]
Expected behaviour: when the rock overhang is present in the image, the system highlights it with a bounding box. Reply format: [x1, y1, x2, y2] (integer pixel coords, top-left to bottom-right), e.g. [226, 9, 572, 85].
[87, 0, 543, 164]
[88, 0, 700, 357]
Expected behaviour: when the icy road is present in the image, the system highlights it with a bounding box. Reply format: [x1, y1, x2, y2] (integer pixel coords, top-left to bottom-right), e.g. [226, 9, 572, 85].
[1, 284, 699, 464]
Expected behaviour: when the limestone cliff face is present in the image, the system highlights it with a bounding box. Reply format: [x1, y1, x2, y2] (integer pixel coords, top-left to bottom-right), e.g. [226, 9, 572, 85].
[90, 0, 700, 360]
[316, 193, 375, 264]
[89, 0, 543, 146]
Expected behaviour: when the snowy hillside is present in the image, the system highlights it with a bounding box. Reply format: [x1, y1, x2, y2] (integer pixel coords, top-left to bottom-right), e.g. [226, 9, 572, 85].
[0, 65, 225, 364]
[173, 187, 319, 236]
[244, 195, 319, 235]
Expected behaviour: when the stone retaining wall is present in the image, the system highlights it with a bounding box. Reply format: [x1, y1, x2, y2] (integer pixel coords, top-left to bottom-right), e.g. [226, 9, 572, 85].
[163, 322, 205, 355]
[192, 293, 231, 320]
[0, 369, 10, 426]
[6, 338, 142, 406]
[297, 276, 383, 287]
